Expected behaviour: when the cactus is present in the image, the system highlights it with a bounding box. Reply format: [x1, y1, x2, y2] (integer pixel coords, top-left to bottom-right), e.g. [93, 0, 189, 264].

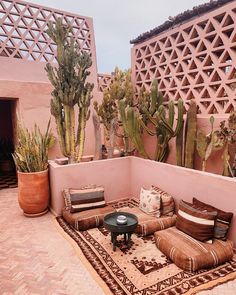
[118, 100, 149, 159]
[94, 67, 134, 157]
[218, 112, 236, 176]
[92, 114, 102, 160]
[184, 100, 197, 168]
[119, 79, 184, 162]
[45, 19, 94, 163]
[138, 79, 184, 162]
[196, 116, 224, 171]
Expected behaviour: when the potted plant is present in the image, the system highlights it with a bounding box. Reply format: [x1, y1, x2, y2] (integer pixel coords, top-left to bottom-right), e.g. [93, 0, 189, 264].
[13, 120, 54, 217]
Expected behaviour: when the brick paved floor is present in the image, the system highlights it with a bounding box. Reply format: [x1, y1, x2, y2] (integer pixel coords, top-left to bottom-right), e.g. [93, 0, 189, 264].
[0, 188, 235, 295]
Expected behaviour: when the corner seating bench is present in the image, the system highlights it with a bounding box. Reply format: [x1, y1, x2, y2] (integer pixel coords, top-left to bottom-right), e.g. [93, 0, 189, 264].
[61, 189, 234, 272]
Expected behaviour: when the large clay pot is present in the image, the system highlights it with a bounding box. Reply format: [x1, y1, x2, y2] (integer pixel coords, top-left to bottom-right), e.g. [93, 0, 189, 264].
[18, 169, 49, 217]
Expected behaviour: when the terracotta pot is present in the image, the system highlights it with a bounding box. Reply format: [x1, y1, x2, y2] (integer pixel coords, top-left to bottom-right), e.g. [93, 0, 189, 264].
[18, 169, 49, 217]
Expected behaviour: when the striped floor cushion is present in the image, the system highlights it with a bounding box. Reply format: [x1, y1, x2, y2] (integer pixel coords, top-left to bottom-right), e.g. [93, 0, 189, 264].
[192, 197, 233, 241]
[62, 205, 115, 230]
[154, 227, 234, 272]
[117, 207, 176, 236]
[63, 186, 106, 213]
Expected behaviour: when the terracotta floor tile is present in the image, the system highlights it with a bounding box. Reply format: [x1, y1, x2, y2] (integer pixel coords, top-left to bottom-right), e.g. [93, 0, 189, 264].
[0, 188, 235, 295]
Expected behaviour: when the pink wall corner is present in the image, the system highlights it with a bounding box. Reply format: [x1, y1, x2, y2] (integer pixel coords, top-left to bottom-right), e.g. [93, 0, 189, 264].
[49, 157, 132, 215]
[130, 156, 236, 246]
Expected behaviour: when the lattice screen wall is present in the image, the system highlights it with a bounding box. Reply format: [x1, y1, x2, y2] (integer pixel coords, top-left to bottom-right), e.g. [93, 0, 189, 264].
[132, 1, 236, 115]
[0, 0, 93, 63]
[97, 73, 112, 92]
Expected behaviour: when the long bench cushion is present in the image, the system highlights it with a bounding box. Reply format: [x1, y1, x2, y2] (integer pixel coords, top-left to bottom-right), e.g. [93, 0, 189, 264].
[62, 205, 115, 230]
[118, 207, 176, 236]
[154, 227, 233, 272]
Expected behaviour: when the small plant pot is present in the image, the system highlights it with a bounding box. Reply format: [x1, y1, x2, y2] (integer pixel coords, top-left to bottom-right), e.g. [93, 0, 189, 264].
[17, 169, 49, 217]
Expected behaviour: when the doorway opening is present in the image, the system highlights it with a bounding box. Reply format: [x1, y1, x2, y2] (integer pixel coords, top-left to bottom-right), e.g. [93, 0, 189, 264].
[0, 99, 18, 189]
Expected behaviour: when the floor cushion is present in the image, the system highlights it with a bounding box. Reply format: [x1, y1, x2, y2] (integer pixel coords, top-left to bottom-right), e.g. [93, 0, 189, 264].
[62, 205, 115, 230]
[154, 227, 234, 272]
[118, 207, 176, 236]
[192, 197, 233, 241]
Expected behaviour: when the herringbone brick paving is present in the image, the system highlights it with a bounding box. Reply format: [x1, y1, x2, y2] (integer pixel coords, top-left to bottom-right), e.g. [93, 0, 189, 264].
[0, 188, 104, 295]
[0, 188, 235, 295]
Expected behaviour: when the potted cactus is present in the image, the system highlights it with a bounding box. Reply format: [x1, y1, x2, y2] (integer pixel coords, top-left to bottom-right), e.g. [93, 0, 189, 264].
[13, 120, 54, 217]
[45, 19, 94, 164]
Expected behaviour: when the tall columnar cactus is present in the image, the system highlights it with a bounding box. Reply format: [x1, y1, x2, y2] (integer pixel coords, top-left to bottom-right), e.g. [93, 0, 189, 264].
[196, 116, 225, 171]
[184, 100, 197, 168]
[119, 79, 184, 162]
[118, 100, 149, 159]
[139, 79, 184, 162]
[92, 114, 102, 160]
[94, 67, 134, 157]
[45, 19, 94, 163]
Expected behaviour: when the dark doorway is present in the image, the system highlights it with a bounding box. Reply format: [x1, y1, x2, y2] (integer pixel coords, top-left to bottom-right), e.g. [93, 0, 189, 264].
[0, 99, 17, 189]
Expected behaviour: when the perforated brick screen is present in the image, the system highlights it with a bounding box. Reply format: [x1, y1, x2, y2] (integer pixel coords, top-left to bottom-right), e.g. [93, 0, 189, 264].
[132, 1, 236, 114]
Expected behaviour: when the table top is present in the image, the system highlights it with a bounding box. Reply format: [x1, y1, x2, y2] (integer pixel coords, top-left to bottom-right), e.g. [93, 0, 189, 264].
[104, 211, 138, 233]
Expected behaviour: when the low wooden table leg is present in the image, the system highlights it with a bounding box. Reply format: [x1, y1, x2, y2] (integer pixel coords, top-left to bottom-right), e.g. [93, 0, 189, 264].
[127, 233, 132, 247]
[112, 233, 117, 251]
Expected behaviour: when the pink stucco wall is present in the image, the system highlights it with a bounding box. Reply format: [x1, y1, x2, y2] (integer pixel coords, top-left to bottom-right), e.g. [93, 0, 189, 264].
[49, 156, 236, 246]
[130, 157, 236, 246]
[49, 157, 132, 215]
[142, 115, 230, 175]
[0, 0, 100, 159]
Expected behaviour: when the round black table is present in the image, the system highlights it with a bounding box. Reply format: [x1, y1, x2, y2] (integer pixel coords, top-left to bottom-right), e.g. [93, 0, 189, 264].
[104, 212, 138, 251]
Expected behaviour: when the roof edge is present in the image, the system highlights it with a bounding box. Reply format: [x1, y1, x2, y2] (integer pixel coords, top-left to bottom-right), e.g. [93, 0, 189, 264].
[130, 0, 234, 45]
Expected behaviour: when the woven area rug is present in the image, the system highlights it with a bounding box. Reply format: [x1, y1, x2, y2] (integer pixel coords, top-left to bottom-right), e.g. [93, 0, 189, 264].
[56, 216, 236, 295]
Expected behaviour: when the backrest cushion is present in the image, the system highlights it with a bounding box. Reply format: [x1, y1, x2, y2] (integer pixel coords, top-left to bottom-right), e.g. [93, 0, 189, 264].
[63, 185, 106, 213]
[192, 197, 233, 241]
[176, 200, 217, 243]
[139, 187, 161, 218]
[152, 186, 175, 216]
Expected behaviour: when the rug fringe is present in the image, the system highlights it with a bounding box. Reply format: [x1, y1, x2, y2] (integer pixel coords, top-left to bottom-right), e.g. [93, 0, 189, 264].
[52, 216, 113, 295]
[186, 272, 236, 295]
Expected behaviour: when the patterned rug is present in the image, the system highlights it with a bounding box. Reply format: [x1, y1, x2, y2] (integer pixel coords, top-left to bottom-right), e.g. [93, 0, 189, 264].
[56, 216, 236, 295]
[0, 172, 17, 189]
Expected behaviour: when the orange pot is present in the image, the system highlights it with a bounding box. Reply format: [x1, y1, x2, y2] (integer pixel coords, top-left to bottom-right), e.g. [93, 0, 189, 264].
[18, 169, 49, 217]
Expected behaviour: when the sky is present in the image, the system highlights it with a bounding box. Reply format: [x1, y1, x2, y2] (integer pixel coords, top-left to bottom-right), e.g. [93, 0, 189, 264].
[28, 0, 207, 73]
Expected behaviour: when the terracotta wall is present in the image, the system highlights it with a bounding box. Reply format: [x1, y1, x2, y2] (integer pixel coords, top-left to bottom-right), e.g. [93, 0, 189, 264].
[0, 0, 100, 159]
[131, 1, 236, 174]
[49, 156, 236, 247]
[49, 157, 132, 215]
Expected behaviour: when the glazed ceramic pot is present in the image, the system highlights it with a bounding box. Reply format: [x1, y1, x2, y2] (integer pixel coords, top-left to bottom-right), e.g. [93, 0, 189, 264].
[17, 169, 49, 217]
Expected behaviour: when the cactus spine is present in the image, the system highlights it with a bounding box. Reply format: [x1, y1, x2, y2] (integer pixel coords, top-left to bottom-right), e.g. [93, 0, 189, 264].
[45, 19, 94, 163]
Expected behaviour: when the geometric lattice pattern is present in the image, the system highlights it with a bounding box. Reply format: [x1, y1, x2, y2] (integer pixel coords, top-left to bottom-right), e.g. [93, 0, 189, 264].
[97, 73, 112, 92]
[132, 1, 236, 114]
[0, 0, 92, 63]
